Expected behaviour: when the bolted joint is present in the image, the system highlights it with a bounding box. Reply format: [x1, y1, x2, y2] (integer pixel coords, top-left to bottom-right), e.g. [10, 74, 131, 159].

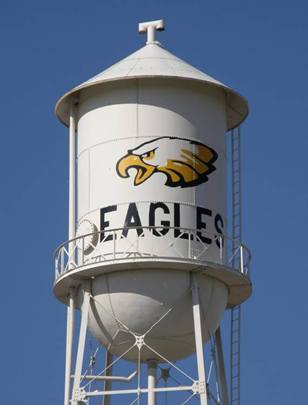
[192, 380, 206, 395]
[135, 334, 145, 350]
[72, 387, 88, 404]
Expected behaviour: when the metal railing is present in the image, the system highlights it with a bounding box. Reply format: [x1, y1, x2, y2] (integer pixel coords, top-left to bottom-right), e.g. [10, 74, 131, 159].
[54, 226, 251, 281]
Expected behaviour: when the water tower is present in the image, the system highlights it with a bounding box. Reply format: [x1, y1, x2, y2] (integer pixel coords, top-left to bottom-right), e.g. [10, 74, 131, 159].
[53, 20, 252, 405]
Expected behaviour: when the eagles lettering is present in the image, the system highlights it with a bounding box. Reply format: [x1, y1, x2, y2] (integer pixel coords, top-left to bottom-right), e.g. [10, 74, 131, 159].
[116, 136, 218, 188]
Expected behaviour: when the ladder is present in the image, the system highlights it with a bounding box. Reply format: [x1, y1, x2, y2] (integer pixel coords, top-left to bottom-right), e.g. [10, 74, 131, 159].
[230, 127, 242, 405]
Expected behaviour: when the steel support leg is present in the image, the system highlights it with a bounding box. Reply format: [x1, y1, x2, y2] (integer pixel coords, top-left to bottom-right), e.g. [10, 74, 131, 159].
[72, 282, 91, 405]
[147, 360, 157, 405]
[64, 288, 75, 405]
[103, 350, 113, 405]
[192, 274, 208, 405]
[215, 327, 229, 405]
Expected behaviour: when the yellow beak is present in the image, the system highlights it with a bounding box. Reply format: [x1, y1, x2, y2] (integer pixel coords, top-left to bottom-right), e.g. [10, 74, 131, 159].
[116, 153, 156, 186]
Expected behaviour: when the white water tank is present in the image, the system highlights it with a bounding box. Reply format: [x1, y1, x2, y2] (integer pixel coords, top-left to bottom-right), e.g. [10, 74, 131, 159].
[54, 24, 250, 362]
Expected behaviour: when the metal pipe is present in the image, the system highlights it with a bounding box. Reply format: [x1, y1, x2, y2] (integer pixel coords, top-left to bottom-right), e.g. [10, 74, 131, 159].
[71, 282, 91, 405]
[138, 19, 164, 44]
[147, 360, 157, 405]
[192, 275, 208, 405]
[147, 25, 155, 43]
[72, 370, 137, 382]
[64, 101, 77, 405]
[215, 328, 229, 405]
[68, 101, 76, 265]
[64, 288, 75, 405]
[87, 385, 194, 397]
[103, 350, 113, 405]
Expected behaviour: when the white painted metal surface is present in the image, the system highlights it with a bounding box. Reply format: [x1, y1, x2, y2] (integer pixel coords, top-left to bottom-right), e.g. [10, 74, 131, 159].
[66, 277, 225, 404]
[139, 19, 164, 44]
[192, 275, 209, 405]
[68, 103, 76, 243]
[75, 80, 227, 254]
[64, 103, 77, 405]
[64, 289, 75, 405]
[65, 40, 232, 363]
[215, 327, 229, 405]
[87, 270, 227, 362]
[54, 226, 251, 280]
[53, 18, 252, 405]
[147, 360, 157, 405]
[71, 283, 91, 405]
[55, 42, 248, 131]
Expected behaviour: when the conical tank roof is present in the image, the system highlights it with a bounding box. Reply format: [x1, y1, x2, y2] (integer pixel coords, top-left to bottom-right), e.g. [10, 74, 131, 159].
[55, 41, 248, 130]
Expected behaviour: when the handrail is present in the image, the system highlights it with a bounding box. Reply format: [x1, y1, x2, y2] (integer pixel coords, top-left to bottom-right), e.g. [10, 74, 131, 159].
[54, 226, 251, 281]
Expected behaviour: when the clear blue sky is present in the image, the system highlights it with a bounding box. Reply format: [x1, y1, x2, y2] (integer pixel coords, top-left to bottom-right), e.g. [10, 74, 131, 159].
[1, 0, 307, 404]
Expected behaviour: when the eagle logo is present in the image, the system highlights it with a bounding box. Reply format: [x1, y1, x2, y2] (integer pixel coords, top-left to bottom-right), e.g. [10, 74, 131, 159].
[116, 136, 218, 188]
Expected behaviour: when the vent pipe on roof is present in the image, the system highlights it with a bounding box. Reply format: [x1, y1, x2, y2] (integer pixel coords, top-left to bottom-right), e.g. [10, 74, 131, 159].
[138, 19, 165, 44]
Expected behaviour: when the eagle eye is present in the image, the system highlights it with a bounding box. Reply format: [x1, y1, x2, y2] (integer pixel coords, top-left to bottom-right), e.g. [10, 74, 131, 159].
[141, 149, 156, 160]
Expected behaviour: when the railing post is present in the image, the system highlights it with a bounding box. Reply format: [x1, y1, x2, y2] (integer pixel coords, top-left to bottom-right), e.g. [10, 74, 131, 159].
[61, 247, 65, 275]
[219, 235, 223, 264]
[151, 229, 154, 257]
[113, 231, 116, 260]
[55, 255, 59, 279]
[136, 230, 139, 257]
[240, 245, 244, 274]
[81, 237, 84, 266]
[188, 230, 192, 259]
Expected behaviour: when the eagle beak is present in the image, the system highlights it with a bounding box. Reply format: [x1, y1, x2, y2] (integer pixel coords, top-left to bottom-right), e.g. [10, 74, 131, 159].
[116, 153, 156, 186]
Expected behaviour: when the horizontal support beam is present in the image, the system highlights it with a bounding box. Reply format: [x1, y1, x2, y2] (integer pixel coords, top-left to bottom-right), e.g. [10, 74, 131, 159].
[86, 385, 195, 397]
[72, 371, 137, 382]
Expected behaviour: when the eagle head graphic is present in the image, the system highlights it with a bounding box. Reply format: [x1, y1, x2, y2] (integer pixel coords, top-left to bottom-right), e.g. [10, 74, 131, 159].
[116, 137, 218, 188]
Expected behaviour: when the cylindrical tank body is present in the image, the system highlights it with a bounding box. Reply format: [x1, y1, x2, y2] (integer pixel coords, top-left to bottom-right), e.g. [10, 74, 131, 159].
[55, 40, 249, 363]
[77, 78, 226, 261]
[76, 78, 227, 361]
